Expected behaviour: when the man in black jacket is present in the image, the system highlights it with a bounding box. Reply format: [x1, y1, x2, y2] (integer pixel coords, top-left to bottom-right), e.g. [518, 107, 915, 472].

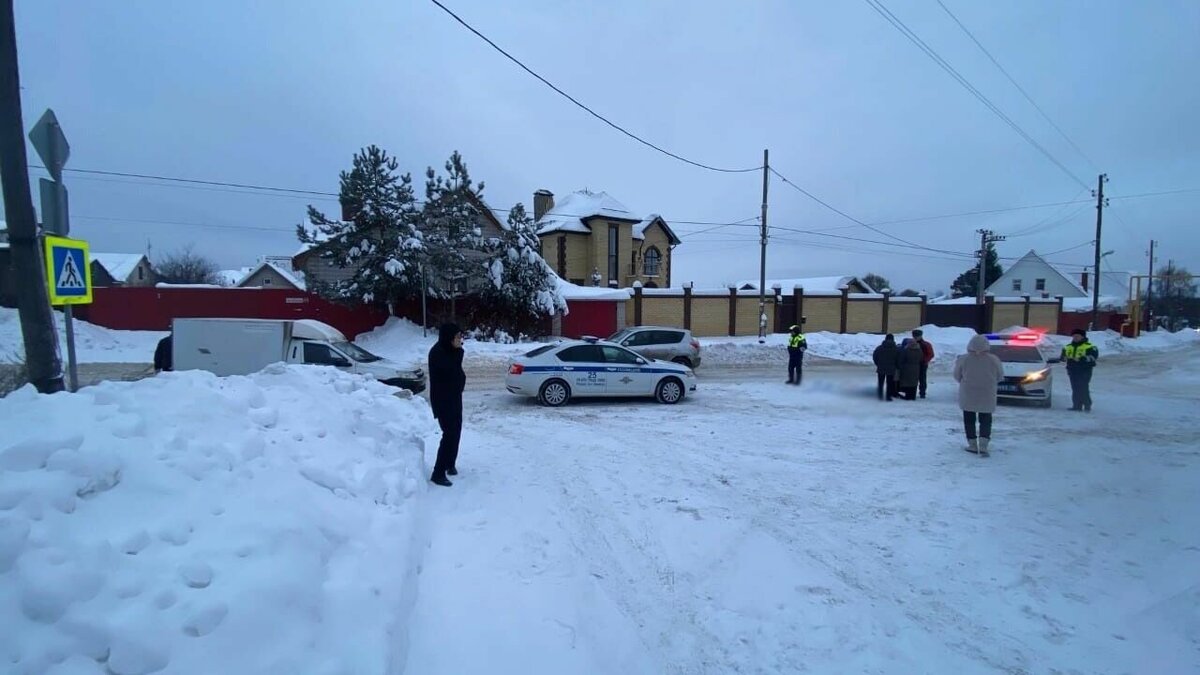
[872, 334, 900, 401]
[154, 335, 173, 373]
[428, 323, 466, 487]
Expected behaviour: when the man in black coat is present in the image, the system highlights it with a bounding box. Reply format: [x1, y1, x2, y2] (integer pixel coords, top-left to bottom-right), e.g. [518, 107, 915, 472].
[428, 322, 466, 487]
[154, 335, 173, 373]
[872, 334, 900, 401]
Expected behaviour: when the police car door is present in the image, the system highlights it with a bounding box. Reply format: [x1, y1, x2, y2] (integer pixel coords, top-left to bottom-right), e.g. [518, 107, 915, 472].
[602, 345, 650, 396]
[557, 344, 609, 397]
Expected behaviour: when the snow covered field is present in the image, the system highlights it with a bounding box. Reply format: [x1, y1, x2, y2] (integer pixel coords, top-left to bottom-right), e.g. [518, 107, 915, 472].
[2, 313, 1198, 673]
[0, 308, 165, 364]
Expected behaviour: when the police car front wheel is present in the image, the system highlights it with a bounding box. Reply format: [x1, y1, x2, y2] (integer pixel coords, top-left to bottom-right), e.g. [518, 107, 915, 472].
[539, 379, 571, 407]
[656, 378, 685, 405]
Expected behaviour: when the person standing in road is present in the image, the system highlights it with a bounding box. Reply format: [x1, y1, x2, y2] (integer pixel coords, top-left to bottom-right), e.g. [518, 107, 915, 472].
[154, 335, 173, 373]
[428, 322, 466, 487]
[897, 337, 924, 400]
[786, 324, 807, 385]
[913, 329, 935, 399]
[873, 334, 900, 401]
[1060, 328, 1099, 411]
[954, 334, 1005, 456]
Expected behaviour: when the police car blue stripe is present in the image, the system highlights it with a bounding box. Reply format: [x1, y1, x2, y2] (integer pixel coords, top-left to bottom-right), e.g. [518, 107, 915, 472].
[521, 365, 684, 374]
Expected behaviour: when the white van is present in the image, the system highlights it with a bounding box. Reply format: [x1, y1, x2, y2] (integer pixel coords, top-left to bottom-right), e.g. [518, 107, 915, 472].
[172, 318, 425, 393]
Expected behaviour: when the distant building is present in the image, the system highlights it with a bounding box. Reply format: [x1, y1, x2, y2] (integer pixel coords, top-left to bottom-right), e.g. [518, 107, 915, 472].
[533, 189, 680, 289]
[987, 250, 1131, 301]
[237, 259, 306, 291]
[90, 252, 157, 287]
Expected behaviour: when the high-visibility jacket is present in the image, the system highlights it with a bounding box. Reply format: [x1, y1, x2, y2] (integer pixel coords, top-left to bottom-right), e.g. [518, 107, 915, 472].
[1061, 341, 1098, 372]
[788, 333, 807, 356]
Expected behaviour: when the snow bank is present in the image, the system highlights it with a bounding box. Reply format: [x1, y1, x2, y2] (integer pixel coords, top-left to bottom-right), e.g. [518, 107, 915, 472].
[355, 317, 535, 367]
[0, 308, 165, 364]
[0, 366, 435, 673]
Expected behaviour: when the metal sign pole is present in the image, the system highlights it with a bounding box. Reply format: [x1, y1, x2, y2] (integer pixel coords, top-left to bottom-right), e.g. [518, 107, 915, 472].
[63, 305, 78, 391]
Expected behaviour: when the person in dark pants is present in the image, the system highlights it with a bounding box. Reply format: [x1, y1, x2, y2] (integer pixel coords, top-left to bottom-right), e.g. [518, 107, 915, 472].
[785, 324, 807, 385]
[428, 323, 466, 487]
[897, 338, 924, 400]
[913, 329, 935, 398]
[1060, 328, 1099, 411]
[872, 334, 900, 401]
[154, 335, 173, 373]
[954, 334, 1005, 456]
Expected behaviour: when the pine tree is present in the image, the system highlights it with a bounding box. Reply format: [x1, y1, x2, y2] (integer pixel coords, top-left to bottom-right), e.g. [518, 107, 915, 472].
[421, 151, 486, 299]
[479, 203, 568, 336]
[950, 242, 1004, 298]
[297, 145, 423, 307]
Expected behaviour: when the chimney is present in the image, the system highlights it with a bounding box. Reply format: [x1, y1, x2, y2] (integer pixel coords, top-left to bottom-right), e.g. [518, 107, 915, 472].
[1080, 271, 1089, 293]
[534, 189, 554, 222]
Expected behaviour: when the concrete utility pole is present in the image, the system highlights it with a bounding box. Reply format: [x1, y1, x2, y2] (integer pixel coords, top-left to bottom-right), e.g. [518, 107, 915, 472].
[974, 229, 1005, 305]
[758, 149, 769, 343]
[1145, 239, 1156, 332]
[0, 0, 63, 393]
[1091, 173, 1109, 330]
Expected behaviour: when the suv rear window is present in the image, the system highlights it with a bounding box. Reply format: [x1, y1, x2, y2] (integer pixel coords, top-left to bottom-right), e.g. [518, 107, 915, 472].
[653, 330, 685, 344]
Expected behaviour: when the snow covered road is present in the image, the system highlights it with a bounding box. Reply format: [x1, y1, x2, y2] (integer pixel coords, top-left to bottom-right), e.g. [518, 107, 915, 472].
[406, 347, 1200, 674]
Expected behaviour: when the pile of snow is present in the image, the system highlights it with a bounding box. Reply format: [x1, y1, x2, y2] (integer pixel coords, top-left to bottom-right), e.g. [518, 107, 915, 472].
[355, 318, 536, 367]
[0, 365, 434, 673]
[0, 308, 165, 364]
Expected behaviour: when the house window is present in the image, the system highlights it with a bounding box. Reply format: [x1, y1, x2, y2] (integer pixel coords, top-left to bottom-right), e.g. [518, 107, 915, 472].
[1035, 278, 1046, 292]
[263, 277, 272, 286]
[1011, 279, 1021, 292]
[137, 266, 144, 281]
[643, 247, 662, 277]
[607, 224, 619, 282]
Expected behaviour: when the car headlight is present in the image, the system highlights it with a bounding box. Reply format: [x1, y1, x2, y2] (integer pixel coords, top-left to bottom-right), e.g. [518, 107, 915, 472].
[1022, 368, 1048, 383]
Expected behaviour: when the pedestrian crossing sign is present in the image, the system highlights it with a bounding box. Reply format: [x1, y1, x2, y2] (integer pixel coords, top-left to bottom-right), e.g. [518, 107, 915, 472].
[43, 234, 93, 305]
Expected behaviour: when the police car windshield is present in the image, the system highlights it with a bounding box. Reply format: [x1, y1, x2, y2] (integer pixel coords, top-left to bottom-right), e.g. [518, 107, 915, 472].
[990, 345, 1043, 363]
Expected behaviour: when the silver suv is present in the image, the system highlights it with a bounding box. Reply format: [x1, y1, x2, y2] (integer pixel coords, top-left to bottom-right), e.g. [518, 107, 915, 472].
[607, 326, 702, 368]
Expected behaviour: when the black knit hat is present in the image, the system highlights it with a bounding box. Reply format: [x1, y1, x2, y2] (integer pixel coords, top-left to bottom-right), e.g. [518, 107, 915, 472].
[1071, 328, 1086, 337]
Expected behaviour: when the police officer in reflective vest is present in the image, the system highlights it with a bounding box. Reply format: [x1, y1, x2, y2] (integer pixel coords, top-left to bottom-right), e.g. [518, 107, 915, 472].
[1060, 328, 1099, 411]
[786, 324, 808, 385]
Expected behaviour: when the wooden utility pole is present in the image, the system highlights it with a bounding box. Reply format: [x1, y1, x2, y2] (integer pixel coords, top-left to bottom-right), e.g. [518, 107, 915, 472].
[1145, 239, 1156, 331]
[758, 149, 769, 342]
[974, 229, 1004, 305]
[1091, 173, 1109, 330]
[0, 0, 63, 393]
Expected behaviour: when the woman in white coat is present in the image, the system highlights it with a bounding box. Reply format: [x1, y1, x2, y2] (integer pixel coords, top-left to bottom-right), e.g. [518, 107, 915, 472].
[953, 334, 1005, 456]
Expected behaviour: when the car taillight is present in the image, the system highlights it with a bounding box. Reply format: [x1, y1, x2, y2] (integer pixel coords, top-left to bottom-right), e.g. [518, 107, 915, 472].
[508, 363, 524, 375]
[690, 339, 701, 351]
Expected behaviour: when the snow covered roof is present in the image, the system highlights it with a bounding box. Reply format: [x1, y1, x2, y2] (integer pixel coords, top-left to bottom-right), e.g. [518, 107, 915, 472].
[91, 253, 149, 282]
[237, 261, 307, 290]
[738, 276, 876, 294]
[555, 275, 632, 301]
[535, 190, 639, 236]
[217, 267, 253, 286]
[632, 214, 682, 246]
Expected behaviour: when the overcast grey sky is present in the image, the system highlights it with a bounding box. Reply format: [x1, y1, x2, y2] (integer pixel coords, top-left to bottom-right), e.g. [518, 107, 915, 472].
[8, 0, 1199, 292]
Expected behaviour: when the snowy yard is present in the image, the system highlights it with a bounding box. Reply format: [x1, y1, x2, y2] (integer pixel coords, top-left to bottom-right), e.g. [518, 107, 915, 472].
[1, 315, 1197, 673]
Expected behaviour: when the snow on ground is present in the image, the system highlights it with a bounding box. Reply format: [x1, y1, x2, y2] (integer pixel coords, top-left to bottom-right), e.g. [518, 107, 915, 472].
[0, 308, 165, 364]
[355, 317, 535, 367]
[408, 349, 1200, 673]
[0, 366, 435, 673]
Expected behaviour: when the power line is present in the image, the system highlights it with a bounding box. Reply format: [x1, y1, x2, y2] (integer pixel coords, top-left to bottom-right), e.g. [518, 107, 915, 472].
[1111, 187, 1200, 201]
[768, 167, 973, 256]
[44, 166, 338, 196]
[863, 0, 1090, 190]
[934, 0, 1099, 171]
[770, 223, 974, 258]
[425, 0, 760, 174]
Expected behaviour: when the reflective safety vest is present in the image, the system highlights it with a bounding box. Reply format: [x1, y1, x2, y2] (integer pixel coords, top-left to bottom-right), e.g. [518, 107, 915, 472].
[1062, 341, 1096, 361]
[789, 333, 807, 349]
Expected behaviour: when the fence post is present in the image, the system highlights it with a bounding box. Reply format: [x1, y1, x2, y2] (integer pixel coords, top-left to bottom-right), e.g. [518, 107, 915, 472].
[728, 286, 737, 336]
[771, 284, 782, 333]
[984, 294, 995, 334]
[683, 282, 692, 330]
[1055, 295, 1065, 334]
[794, 286, 804, 329]
[1022, 293, 1031, 328]
[634, 283, 643, 326]
[882, 289, 891, 334]
[919, 293, 927, 327]
[839, 287, 849, 334]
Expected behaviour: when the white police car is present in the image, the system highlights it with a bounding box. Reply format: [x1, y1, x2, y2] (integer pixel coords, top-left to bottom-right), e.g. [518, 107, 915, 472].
[987, 332, 1054, 407]
[505, 338, 697, 407]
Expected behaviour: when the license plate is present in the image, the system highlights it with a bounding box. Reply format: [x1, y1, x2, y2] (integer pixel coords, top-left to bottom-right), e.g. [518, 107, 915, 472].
[998, 384, 1019, 393]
